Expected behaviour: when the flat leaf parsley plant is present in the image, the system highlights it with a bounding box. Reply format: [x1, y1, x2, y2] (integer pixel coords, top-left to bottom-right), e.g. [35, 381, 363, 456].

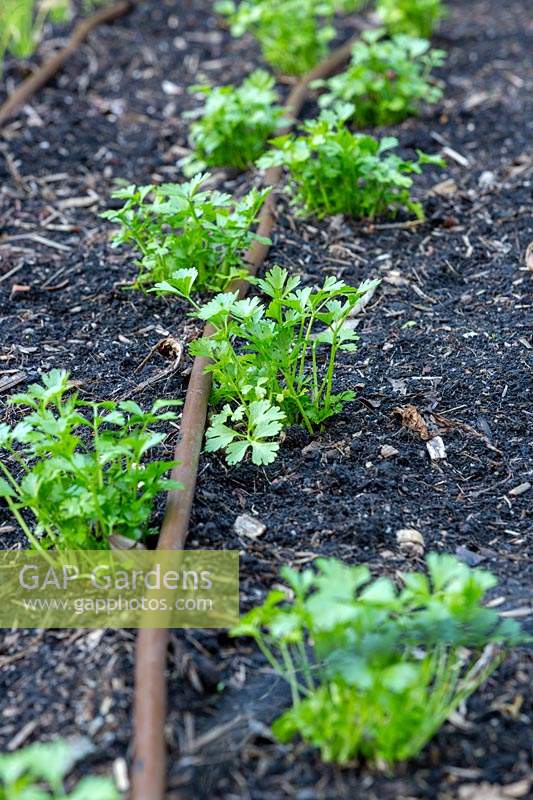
[376, 0, 447, 38]
[182, 69, 287, 175]
[0, 737, 118, 799]
[152, 266, 378, 465]
[316, 28, 445, 126]
[258, 105, 444, 219]
[232, 553, 525, 764]
[215, 0, 337, 76]
[0, 0, 69, 71]
[102, 174, 270, 293]
[0, 370, 181, 550]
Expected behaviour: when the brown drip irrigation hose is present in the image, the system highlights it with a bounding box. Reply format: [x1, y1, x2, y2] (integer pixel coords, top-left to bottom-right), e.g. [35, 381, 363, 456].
[131, 36, 358, 800]
[0, 0, 133, 128]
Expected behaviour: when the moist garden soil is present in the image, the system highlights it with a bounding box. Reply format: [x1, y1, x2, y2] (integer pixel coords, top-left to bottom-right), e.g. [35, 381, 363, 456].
[0, 0, 531, 798]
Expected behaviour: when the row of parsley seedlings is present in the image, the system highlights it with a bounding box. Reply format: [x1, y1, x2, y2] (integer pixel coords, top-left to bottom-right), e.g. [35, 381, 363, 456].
[0, 0, 448, 550]
[168, 0, 523, 769]
[102, 3, 450, 470]
[0, 0, 526, 777]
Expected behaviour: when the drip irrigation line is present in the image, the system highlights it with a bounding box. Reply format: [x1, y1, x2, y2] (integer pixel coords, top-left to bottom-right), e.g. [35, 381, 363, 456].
[131, 35, 358, 800]
[0, 0, 133, 128]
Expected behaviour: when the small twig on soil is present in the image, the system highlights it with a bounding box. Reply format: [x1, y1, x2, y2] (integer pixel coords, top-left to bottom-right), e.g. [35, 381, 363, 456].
[1, 233, 72, 251]
[116, 336, 183, 399]
[0, 262, 24, 284]
[0, 641, 42, 668]
[7, 720, 39, 751]
[186, 717, 245, 755]
[363, 219, 426, 231]
[0, 372, 27, 394]
[431, 411, 503, 455]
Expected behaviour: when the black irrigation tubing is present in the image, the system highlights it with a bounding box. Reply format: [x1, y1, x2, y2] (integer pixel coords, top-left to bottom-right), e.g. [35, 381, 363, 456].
[131, 35, 359, 800]
[0, 0, 133, 128]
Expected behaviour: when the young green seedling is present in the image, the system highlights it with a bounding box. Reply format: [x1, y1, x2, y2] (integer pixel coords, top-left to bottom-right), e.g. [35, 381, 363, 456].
[215, 0, 336, 76]
[376, 0, 447, 38]
[231, 553, 525, 764]
[0, 0, 69, 72]
[102, 175, 270, 293]
[0, 370, 181, 549]
[152, 266, 378, 465]
[258, 105, 444, 219]
[0, 737, 118, 799]
[182, 69, 287, 175]
[316, 28, 445, 126]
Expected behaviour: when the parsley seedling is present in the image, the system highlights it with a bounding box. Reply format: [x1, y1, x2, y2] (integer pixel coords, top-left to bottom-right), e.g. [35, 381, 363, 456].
[0, 1, 69, 71]
[258, 105, 444, 219]
[182, 70, 287, 175]
[0, 370, 182, 549]
[215, 0, 337, 76]
[377, 0, 447, 38]
[102, 175, 271, 293]
[0, 2, 109, 74]
[316, 28, 445, 126]
[232, 554, 525, 764]
[152, 266, 378, 465]
[0, 737, 118, 799]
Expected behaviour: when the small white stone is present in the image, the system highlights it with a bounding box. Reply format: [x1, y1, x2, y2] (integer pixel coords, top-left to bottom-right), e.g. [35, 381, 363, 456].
[426, 436, 447, 461]
[478, 170, 496, 190]
[508, 482, 531, 497]
[162, 80, 181, 96]
[234, 514, 266, 540]
[396, 528, 425, 556]
[113, 757, 130, 793]
[380, 445, 399, 458]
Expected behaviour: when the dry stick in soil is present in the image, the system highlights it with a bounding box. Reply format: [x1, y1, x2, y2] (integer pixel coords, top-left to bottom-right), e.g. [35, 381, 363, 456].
[131, 36, 359, 800]
[0, 0, 133, 127]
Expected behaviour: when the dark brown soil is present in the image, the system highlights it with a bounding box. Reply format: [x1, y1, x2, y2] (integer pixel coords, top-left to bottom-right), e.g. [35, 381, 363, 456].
[0, 0, 531, 798]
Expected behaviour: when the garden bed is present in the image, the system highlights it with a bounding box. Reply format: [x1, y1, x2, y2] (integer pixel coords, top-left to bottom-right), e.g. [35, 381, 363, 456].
[0, 0, 531, 797]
